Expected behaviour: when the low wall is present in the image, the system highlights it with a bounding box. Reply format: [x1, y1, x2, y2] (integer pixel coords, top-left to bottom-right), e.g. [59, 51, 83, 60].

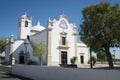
[12, 64, 80, 80]
[12, 64, 120, 80]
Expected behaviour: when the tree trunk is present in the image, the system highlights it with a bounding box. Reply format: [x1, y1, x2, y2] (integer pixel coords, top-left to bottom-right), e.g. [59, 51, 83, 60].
[105, 48, 114, 69]
[39, 56, 42, 65]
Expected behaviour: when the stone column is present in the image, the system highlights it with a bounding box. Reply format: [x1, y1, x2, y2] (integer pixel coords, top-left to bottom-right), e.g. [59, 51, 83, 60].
[9, 35, 14, 64]
[5, 39, 9, 63]
[73, 32, 79, 65]
[47, 28, 52, 66]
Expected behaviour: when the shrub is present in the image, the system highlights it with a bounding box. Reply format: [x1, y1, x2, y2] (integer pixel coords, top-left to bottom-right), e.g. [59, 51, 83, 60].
[91, 56, 97, 64]
[71, 56, 77, 64]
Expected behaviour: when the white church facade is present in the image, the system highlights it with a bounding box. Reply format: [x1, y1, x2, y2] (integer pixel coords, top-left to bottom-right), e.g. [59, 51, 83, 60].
[5, 13, 89, 66]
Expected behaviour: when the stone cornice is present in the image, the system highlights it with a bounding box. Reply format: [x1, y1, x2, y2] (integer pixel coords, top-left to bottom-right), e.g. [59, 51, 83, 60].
[47, 27, 53, 31]
[58, 45, 69, 49]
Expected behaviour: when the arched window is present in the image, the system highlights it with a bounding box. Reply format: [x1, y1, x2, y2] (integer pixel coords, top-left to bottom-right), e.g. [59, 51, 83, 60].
[25, 21, 28, 27]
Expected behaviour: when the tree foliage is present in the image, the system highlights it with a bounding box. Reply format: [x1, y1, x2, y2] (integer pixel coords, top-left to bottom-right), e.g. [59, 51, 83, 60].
[0, 38, 6, 53]
[97, 50, 106, 61]
[79, 2, 120, 69]
[91, 56, 97, 64]
[32, 42, 47, 65]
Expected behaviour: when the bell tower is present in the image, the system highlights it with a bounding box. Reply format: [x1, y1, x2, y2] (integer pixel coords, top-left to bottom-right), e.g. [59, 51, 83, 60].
[18, 13, 32, 40]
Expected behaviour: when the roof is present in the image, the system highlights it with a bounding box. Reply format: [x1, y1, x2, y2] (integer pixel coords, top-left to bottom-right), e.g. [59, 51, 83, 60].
[77, 42, 88, 47]
[31, 21, 45, 32]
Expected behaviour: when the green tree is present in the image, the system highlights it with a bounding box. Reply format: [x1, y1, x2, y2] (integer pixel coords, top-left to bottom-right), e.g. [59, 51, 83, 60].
[97, 50, 107, 63]
[79, 2, 120, 69]
[32, 42, 47, 65]
[91, 56, 97, 65]
[0, 38, 6, 53]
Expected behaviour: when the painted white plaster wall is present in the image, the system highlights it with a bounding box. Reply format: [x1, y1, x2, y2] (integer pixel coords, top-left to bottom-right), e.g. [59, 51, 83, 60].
[51, 18, 76, 65]
[77, 42, 89, 64]
[11, 40, 36, 63]
[31, 29, 47, 45]
[31, 31, 36, 35]
[30, 29, 47, 64]
[5, 40, 38, 63]
[12, 64, 120, 80]
[13, 65, 82, 80]
[19, 27, 31, 39]
[18, 15, 32, 40]
[12, 40, 24, 63]
[5, 44, 10, 62]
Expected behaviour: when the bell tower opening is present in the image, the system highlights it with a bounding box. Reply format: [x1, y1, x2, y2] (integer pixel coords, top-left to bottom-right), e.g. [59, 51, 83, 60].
[25, 20, 28, 27]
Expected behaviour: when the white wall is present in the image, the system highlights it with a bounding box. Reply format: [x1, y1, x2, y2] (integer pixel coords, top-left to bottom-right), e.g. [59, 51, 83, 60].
[12, 40, 25, 63]
[77, 42, 89, 64]
[51, 18, 76, 65]
[12, 64, 120, 80]
[11, 40, 36, 63]
[30, 30, 47, 64]
[19, 27, 31, 39]
[18, 15, 32, 40]
[31, 29, 47, 45]
[5, 44, 10, 62]
[12, 64, 81, 80]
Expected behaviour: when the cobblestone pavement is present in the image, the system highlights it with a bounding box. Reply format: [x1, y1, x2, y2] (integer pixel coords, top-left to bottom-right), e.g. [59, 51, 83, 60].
[0, 65, 32, 80]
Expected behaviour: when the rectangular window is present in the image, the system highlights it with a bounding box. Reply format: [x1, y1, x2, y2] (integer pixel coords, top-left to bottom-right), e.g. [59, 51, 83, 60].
[62, 37, 66, 45]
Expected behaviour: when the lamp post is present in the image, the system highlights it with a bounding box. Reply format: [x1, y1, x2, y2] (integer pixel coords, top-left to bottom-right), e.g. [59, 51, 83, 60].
[113, 50, 116, 64]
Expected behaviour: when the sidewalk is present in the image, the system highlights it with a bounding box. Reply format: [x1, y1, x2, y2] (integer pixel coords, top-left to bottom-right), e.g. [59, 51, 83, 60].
[78, 63, 120, 69]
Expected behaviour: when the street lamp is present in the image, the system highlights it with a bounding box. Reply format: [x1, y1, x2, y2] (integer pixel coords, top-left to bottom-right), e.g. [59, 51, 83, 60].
[113, 50, 116, 64]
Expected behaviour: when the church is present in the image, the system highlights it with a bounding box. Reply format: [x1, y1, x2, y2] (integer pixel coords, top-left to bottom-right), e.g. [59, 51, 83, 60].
[5, 13, 89, 66]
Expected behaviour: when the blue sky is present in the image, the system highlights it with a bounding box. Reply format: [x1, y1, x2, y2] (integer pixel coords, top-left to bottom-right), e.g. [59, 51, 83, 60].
[0, 0, 120, 58]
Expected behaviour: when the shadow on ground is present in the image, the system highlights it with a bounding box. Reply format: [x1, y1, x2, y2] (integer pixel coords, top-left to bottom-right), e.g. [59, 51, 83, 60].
[2, 73, 33, 80]
[79, 66, 120, 70]
[93, 66, 120, 70]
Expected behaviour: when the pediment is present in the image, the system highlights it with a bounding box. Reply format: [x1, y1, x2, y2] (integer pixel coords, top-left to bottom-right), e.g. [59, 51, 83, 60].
[59, 20, 68, 29]
[60, 31, 67, 35]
